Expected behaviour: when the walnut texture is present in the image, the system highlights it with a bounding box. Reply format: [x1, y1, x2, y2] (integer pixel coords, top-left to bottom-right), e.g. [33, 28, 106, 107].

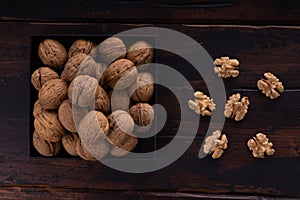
[33, 100, 44, 118]
[33, 130, 62, 157]
[129, 103, 154, 133]
[257, 72, 284, 99]
[31, 67, 59, 91]
[104, 59, 138, 90]
[247, 133, 275, 158]
[76, 139, 97, 161]
[98, 37, 126, 65]
[38, 79, 68, 110]
[203, 130, 228, 159]
[95, 85, 110, 113]
[224, 93, 250, 121]
[188, 91, 216, 116]
[38, 39, 67, 69]
[61, 53, 88, 82]
[127, 41, 154, 67]
[130, 72, 154, 102]
[214, 56, 239, 78]
[62, 132, 79, 156]
[58, 100, 77, 132]
[68, 39, 96, 59]
[109, 90, 131, 111]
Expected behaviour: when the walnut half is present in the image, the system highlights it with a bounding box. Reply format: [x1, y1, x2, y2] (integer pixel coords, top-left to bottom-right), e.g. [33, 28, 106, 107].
[257, 72, 284, 99]
[203, 130, 228, 159]
[214, 56, 239, 78]
[188, 91, 216, 116]
[247, 133, 275, 158]
[224, 93, 250, 121]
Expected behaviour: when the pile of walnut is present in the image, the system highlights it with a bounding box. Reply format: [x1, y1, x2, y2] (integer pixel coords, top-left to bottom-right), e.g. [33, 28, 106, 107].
[32, 37, 155, 160]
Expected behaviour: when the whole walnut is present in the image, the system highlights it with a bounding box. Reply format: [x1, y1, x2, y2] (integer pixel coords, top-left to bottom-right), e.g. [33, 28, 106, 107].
[108, 110, 135, 136]
[62, 132, 79, 156]
[34, 110, 66, 142]
[38, 79, 68, 110]
[127, 41, 154, 67]
[76, 139, 97, 161]
[129, 103, 154, 133]
[95, 85, 110, 113]
[58, 100, 77, 132]
[33, 130, 62, 157]
[104, 59, 138, 90]
[110, 135, 138, 157]
[78, 61, 107, 81]
[68, 39, 96, 59]
[98, 37, 126, 65]
[130, 72, 154, 102]
[61, 53, 89, 82]
[109, 90, 130, 111]
[38, 39, 67, 69]
[33, 100, 44, 118]
[31, 67, 59, 91]
[68, 75, 98, 107]
[76, 138, 110, 161]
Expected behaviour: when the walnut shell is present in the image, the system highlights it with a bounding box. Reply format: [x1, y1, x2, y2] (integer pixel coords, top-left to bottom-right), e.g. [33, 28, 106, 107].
[110, 136, 138, 157]
[68, 75, 98, 107]
[108, 110, 135, 136]
[62, 132, 79, 156]
[33, 130, 62, 157]
[34, 110, 66, 142]
[76, 138, 110, 160]
[76, 139, 97, 161]
[68, 39, 96, 59]
[95, 85, 110, 113]
[109, 90, 130, 111]
[61, 53, 88, 82]
[78, 61, 107, 81]
[98, 37, 126, 64]
[127, 41, 154, 67]
[130, 72, 154, 102]
[38, 39, 67, 69]
[129, 103, 154, 133]
[33, 100, 44, 118]
[31, 67, 59, 91]
[38, 79, 68, 110]
[58, 100, 77, 132]
[104, 59, 138, 90]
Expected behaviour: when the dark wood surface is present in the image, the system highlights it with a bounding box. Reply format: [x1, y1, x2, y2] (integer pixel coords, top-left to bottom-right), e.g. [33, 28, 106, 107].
[1, 1, 300, 199]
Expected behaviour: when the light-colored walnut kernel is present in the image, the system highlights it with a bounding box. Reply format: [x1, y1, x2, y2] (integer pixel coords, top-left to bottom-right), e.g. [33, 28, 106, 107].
[247, 133, 275, 158]
[98, 37, 126, 65]
[62, 132, 79, 156]
[33, 130, 62, 157]
[224, 93, 250, 121]
[68, 39, 96, 59]
[31, 67, 59, 91]
[203, 130, 228, 159]
[257, 72, 284, 99]
[214, 56, 239, 78]
[130, 72, 154, 102]
[127, 41, 154, 67]
[38, 79, 68, 110]
[38, 39, 67, 69]
[188, 91, 216, 116]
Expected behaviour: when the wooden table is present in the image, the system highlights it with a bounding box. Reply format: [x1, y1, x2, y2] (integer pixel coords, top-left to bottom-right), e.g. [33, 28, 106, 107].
[0, 1, 300, 199]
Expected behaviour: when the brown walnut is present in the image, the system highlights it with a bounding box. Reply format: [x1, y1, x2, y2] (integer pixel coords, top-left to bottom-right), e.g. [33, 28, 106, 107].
[109, 90, 131, 111]
[95, 85, 110, 113]
[61, 53, 89, 82]
[62, 132, 80, 156]
[257, 72, 284, 99]
[33, 100, 44, 118]
[98, 37, 126, 65]
[31, 67, 59, 91]
[224, 93, 250, 121]
[68, 39, 96, 59]
[129, 103, 154, 133]
[58, 100, 77, 132]
[247, 133, 275, 158]
[33, 130, 62, 157]
[214, 56, 239, 78]
[130, 72, 154, 102]
[127, 41, 154, 67]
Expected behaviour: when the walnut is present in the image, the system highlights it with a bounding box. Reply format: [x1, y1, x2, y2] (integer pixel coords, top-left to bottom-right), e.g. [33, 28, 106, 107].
[62, 132, 79, 156]
[247, 133, 275, 158]
[127, 41, 154, 67]
[224, 93, 250, 121]
[109, 90, 131, 111]
[33, 100, 44, 118]
[68, 39, 96, 59]
[33, 130, 62, 157]
[104, 59, 138, 90]
[107, 110, 135, 137]
[110, 133, 138, 157]
[78, 61, 107, 81]
[31, 67, 59, 91]
[58, 100, 77, 132]
[61, 53, 88, 82]
[98, 37, 126, 65]
[214, 56, 239, 78]
[76, 138, 110, 161]
[129, 103, 154, 133]
[38, 39, 67, 69]
[34, 110, 66, 142]
[76, 139, 96, 161]
[203, 130, 228, 159]
[38, 79, 68, 110]
[68, 75, 98, 107]
[130, 72, 154, 102]
[188, 91, 216, 116]
[95, 85, 110, 113]
[257, 72, 284, 99]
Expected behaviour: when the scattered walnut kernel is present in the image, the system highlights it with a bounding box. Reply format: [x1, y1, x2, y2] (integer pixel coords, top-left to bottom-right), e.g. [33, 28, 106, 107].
[247, 133, 275, 158]
[188, 91, 216, 116]
[224, 93, 250, 121]
[214, 56, 239, 78]
[257, 72, 284, 99]
[203, 130, 228, 159]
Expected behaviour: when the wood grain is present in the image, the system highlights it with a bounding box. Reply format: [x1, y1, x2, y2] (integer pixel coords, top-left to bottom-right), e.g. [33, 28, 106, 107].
[0, 22, 300, 199]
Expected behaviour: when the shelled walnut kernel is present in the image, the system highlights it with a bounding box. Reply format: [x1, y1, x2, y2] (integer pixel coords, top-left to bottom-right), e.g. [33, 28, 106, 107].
[203, 130, 228, 159]
[224, 93, 250, 121]
[214, 56, 239, 78]
[257, 72, 284, 99]
[188, 91, 216, 116]
[247, 133, 275, 158]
